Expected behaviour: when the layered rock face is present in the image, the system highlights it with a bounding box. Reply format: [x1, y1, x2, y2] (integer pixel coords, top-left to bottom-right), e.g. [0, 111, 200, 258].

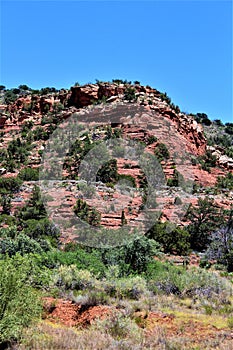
[69, 82, 147, 107]
[2, 90, 71, 117]
[68, 83, 206, 156]
[1, 83, 207, 157]
[0, 82, 232, 237]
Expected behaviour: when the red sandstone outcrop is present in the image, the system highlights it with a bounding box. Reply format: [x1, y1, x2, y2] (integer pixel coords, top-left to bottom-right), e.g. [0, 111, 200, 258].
[68, 83, 206, 157]
[207, 146, 233, 169]
[1, 83, 207, 160]
[4, 90, 71, 117]
[1, 82, 232, 236]
[69, 84, 99, 107]
[68, 83, 160, 109]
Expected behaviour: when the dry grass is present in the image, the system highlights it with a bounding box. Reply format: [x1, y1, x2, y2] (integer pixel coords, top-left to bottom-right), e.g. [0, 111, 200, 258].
[17, 320, 167, 350]
[17, 311, 233, 350]
[16, 264, 233, 350]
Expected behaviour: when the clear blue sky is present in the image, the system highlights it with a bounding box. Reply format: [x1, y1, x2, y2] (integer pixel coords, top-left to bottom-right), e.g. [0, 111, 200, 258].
[1, 0, 232, 122]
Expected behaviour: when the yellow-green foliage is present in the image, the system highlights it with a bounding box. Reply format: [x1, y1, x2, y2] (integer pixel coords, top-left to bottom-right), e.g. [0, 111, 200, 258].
[0, 255, 42, 345]
[54, 265, 94, 290]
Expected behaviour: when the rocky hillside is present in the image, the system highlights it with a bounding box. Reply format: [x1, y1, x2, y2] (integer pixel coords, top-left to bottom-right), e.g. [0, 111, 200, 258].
[0, 81, 232, 242]
[1, 81, 233, 350]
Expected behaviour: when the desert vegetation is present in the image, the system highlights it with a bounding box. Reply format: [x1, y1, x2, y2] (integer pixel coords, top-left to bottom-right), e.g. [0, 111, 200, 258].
[0, 81, 233, 349]
[0, 187, 233, 349]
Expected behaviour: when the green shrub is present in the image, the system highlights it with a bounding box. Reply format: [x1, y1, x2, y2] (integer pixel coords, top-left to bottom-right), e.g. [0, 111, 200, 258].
[225, 146, 233, 158]
[159, 92, 171, 105]
[0, 225, 53, 254]
[122, 235, 160, 274]
[7, 137, 32, 164]
[114, 276, 148, 300]
[147, 222, 190, 255]
[18, 84, 30, 91]
[96, 159, 119, 184]
[206, 210, 233, 272]
[121, 210, 127, 226]
[77, 182, 96, 198]
[118, 174, 136, 188]
[216, 172, 233, 190]
[22, 218, 60, 243]
[0, 177, 22, 194]
[146, 260, 232, 299]
[124, 87, 136, 102]
[146, 135, 157, 145]
[194, 113, 212, 126]
[112, 79, 125, 84]
[33, 126, 49, 141]
[113, 128, 122, 138]
[39, 87, 57, 95]
[197, 151, 217, 172]
[73, 199, 101, 226]
[96, 311, 141, 341]
[0, 225, 18, 239]
[18, 168, 39, 181]
[0, 214, 17, 226]
[213, 119, 224, 127]
[74, 291, 109, 309]
[191, 156, 198, 165]
[3, 89, 18, 104]
[225, 123, 233, 135]
[227, 316, 233, 329]
[186, 197, 225, 251]
[17, 185, 47, 221]
[174, 196, 182, 205]
[102, 234, 160, 275]
[0, 255, 42, 346]
[154, 143, 170, 161]
[167, 169, 184, 187]
[0, 233, 44, 256]
[22, 103, 32, 112]
[207, 133, 232, 148]
[54, 265, 94, 290]
[0, 194, 12, 215]
[92, 96, 108, 105]
[40, 248, 106, 276]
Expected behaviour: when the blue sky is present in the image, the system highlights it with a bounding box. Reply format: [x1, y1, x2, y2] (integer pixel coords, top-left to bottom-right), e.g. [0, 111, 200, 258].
[1, 0, 232, 122]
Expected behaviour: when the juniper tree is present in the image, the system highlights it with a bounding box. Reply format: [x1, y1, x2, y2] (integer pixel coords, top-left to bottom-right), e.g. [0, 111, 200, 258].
[206, 209, 233, 272]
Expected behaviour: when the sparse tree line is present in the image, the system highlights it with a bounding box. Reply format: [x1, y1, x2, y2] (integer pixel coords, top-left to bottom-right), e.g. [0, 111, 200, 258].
[0, 186, 233, 348]
[1, 180, 233, 270]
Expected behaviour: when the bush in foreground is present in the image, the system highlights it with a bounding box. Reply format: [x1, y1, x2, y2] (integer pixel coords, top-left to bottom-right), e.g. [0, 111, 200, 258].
[0, 255, 42, 347]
